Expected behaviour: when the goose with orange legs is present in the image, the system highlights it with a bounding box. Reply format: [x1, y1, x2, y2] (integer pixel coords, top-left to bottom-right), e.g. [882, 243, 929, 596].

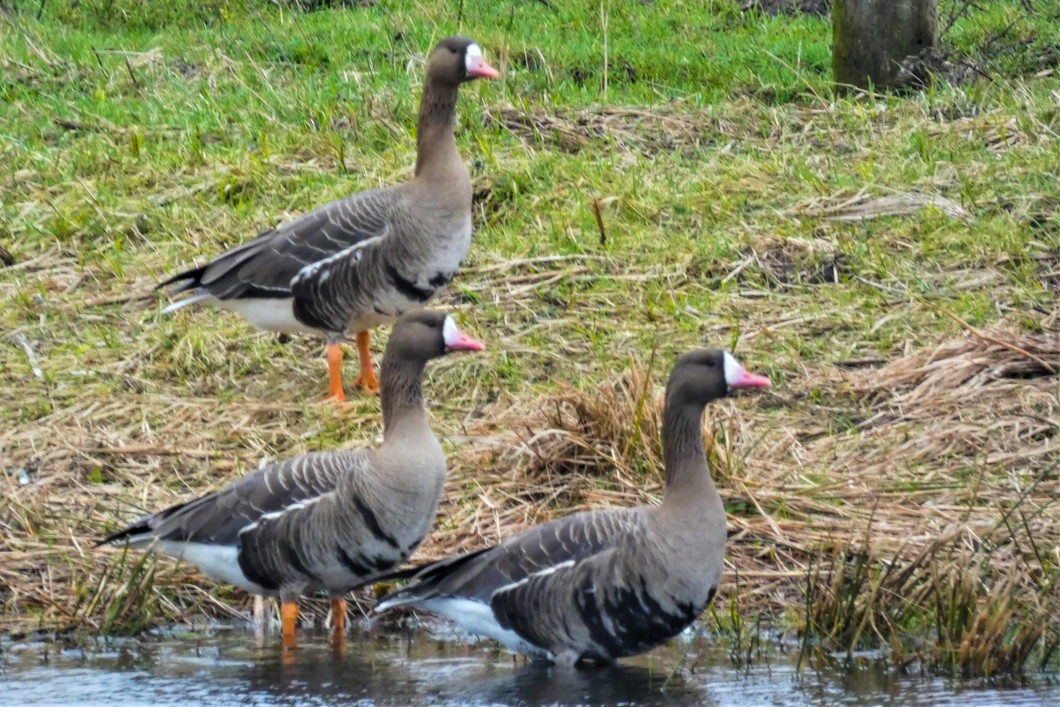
[100, 310, 484, 648]
[157, 38, 497, 402]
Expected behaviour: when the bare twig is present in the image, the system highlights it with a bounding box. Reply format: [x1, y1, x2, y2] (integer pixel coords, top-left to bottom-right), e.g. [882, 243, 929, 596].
[926, 300, 1057, 374]
[82, 290, 154, 308]
[86, 445, 217, 459]
[90, 47, 108, 80]
[12, 333, 43, 380]
[590, 196, 607, 246]
[124, 57, 141, 90]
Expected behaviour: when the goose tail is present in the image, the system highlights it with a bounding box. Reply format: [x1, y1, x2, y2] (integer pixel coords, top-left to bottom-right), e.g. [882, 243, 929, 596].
[160, 291, 211, 314]
[96, 515, 156, 548]
[155, 263, 213, 314]
[374, 548, 491, 612]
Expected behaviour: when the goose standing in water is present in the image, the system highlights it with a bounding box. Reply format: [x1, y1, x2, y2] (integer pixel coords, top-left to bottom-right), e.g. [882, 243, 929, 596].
[157, 37, 497, 402]
[376, 350, 769, 666]
[100, 310, 484, 648]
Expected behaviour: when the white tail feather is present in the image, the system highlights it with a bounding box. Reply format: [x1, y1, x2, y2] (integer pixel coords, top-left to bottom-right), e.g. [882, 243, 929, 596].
[375, 594, 414, 613]
[414, 597, 548, 657]
[161, 292, 210, 314]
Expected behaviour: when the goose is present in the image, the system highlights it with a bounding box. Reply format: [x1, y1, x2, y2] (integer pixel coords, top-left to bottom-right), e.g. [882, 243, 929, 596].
[99, 309, 484, 648]
[157, 37, 498, 402]
[375, 349, 770, 666]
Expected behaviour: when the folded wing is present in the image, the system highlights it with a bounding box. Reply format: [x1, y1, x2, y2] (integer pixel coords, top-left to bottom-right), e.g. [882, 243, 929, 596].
[378, 508, 642, 607]
[102, 450, 367, 548]
[160, 188, 400, 308]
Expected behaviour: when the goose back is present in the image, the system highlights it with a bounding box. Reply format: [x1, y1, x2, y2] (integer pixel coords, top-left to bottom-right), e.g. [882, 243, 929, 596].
[162, 183, 470, 339]
[489, 521, 713, 662]
[381, 508, 640, 606]
[103, 446, 445, 599]
[378, 504, 719, 662]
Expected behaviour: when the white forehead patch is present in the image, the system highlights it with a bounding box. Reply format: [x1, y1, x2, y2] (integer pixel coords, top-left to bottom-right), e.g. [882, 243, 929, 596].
[442, 316, 460, 347]
[723, 352, 740, 387]
[465, 43, 482, 70]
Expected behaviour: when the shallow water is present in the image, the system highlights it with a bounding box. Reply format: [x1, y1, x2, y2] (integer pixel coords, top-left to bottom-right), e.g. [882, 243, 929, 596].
[2, 626, 1058, 707]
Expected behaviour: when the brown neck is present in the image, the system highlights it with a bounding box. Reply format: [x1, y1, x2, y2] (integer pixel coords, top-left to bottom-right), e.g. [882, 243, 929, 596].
[660, 394, 716, 507]
[414, 79, 460, 179]
[379, 350, 428, 439]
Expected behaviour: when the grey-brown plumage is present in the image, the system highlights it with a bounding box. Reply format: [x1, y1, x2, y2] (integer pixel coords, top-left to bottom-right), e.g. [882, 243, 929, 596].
[376, 350, 771, 665]
[100, 310, 485, 607]
[157, 37, 497, 398]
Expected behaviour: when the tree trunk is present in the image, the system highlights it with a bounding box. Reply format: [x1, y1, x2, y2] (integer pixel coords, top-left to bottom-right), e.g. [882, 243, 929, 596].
[832, 0, 938, 91]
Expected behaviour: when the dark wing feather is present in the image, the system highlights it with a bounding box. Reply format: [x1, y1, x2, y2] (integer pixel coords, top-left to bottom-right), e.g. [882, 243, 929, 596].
[159, 188, 400, 301]
[379, 508, 641, 607]
[489, 542, 697, 661]
[102, 450, 366, 548]
[490, 545, 701, 661]
[372, 547, 492, 586]
[489, 547, 619, 652]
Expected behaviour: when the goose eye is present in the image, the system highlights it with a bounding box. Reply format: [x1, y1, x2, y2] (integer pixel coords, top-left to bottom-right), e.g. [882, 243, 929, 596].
[706, 360, 716, 368]
[449, 47, 458, 54]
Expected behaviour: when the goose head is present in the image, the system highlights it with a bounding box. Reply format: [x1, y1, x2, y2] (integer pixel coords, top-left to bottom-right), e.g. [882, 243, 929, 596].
[389, 309, 485, 362]
[428, 36, 499, 86]
[666, 349, 770, 408]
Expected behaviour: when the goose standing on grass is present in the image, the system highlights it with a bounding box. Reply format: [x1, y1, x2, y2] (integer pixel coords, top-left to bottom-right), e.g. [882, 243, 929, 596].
[375, 350, 770, 666]
[99, 310, 484, 649]
[157, 37, 498, 402]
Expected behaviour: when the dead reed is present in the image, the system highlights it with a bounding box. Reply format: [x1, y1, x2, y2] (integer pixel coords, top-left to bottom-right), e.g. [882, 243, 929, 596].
[2, 245, 1057, 677]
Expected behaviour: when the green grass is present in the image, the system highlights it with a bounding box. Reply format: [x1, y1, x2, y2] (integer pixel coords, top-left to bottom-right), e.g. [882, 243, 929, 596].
[2, 0, 1060, 674]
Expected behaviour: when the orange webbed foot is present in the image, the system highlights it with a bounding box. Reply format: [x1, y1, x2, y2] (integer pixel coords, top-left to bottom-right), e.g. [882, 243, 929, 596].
[351, 371, 380, 396]
[352, 330, 379, 396]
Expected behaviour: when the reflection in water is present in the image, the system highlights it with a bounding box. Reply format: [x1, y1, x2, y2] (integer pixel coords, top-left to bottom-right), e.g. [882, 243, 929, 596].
[411, 661, 710, 707]
[1, 627, 1058, 707]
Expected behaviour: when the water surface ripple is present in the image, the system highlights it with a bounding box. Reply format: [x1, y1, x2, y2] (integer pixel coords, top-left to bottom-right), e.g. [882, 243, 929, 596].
[2, 628, 1057, 707]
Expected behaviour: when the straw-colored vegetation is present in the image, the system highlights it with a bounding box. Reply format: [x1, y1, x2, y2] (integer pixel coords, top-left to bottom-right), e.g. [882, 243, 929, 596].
[2, 0, 1059, 679]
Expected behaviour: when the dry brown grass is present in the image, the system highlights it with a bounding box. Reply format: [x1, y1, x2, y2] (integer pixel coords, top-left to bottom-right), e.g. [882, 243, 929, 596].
[486, 103, 736, 155]
[3, 238, 1058, 677]
[4, 275, 1059, 675]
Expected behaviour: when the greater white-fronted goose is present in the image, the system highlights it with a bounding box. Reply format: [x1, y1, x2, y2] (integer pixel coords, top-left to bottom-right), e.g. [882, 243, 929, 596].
[99, 309, 484, 648]
[157, 37, 497, 402]
[375, 350, 770, 666]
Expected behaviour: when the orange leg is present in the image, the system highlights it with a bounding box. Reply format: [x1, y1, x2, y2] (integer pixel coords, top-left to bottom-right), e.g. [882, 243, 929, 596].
[330, 598, 347, 635]
[330, 597, 347, 654]
[324, 344, 347, 404]
[351, 331, 379, 395]
[281, 601, 299, 651]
